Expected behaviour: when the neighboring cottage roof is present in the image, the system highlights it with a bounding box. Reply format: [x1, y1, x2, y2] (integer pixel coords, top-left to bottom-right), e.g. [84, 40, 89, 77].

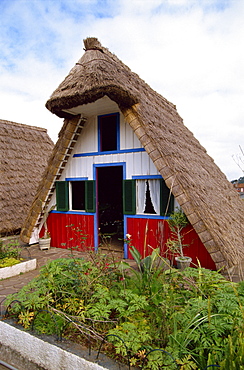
[21, 37, 244, 274]
[0, 119, 53, 236]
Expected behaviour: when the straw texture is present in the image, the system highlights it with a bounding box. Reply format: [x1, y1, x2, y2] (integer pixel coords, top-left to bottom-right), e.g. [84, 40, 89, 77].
[20, 115, 84, 241]
[22, 38, 244, 272]
[0, 120, 53, 236]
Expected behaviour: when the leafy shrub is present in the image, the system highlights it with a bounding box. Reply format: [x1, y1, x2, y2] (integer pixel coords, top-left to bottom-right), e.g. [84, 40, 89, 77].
[0, 257, 22, 268]
[0, 240, 22, 267]
[5, 249, 244, 369]
[0, 240, 20, 260]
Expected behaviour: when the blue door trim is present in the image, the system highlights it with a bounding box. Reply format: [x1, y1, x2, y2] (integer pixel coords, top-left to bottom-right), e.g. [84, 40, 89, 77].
[93, 162, 126, 256]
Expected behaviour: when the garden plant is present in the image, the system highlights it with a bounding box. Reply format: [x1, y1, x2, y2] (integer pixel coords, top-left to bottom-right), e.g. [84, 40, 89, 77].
[166, 209, 190, 257]
[0, 239, 22, 268]
[4, 242, 244, 369]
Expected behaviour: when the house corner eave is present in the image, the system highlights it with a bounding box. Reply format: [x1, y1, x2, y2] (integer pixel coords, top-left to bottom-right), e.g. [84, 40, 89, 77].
[45, 86, 138, 119]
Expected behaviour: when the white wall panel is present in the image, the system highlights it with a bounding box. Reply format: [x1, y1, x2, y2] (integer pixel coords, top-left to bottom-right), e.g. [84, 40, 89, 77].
[142, 152, 149, 175]
[133, 129, 142, 148]
[73, 116, 97, 154]
[87, 157, 94, 179]
[149, 154, 159, 174]
[133, 152, 142, 176]
[125, 153, 133, 179]
[120, 114, 142, 150]
[120, 115, 126, 149]
[65, 151, 159, 180]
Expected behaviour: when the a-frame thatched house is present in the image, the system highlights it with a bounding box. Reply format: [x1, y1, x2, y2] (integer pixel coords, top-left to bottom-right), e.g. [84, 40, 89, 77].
[0, 119, 53, 236]
[20, 37, 244, 276]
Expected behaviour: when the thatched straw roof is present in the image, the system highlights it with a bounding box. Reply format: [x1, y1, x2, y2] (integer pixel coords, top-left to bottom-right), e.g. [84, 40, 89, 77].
[21, 37, 244, 274]
[0, 119, 53, 236]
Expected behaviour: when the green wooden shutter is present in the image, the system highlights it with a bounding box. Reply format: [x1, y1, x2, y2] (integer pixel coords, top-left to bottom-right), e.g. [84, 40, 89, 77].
[160, 179, 174, 216]
[123, 180, 136, 215]
[56, 181, 69, 212]
[85, 180, 96, 213]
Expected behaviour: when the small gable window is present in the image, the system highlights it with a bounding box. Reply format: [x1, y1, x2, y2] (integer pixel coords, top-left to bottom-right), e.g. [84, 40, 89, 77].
[98, 113, 119, 152]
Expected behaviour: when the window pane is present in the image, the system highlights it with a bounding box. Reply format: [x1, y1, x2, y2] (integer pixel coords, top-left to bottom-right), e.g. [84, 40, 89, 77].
[136, 180, 147, 213]
[136, 179, 161, 215]
[160, 179, 174, 216]
[148, 179, 160, 214]
[144, 181, 156, 214]
[99, 114, 118, 151]
[71, 181, 85, 210]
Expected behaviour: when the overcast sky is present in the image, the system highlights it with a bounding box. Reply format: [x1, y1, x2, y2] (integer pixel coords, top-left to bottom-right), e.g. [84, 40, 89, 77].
[1, 0, 243, 180]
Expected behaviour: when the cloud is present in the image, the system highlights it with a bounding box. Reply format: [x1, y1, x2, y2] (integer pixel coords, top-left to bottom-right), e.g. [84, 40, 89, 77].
[0, 0, 243, 180]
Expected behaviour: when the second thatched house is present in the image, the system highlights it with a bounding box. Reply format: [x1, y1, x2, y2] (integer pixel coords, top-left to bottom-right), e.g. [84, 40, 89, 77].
[20, 37, 244, 276]
[0, 119, 53, 236]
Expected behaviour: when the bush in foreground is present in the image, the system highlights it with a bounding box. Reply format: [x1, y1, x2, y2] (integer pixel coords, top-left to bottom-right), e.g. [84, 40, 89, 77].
[5, 249, 244, 369]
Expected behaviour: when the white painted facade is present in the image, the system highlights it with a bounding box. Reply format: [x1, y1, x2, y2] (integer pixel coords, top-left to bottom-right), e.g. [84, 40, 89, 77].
[62, 107, 160, 181]
[64, 151, 159, 180]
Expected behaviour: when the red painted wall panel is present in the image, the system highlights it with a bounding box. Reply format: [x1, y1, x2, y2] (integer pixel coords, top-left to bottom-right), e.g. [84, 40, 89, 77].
[126, 217, 216, 270]
[126, 218, 170, 259]
[42, 212, 94, 251]
[43, 213, 215, 270]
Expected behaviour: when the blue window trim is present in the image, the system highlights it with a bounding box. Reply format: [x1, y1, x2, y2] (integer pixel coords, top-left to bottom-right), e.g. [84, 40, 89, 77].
[65, 177, 88, 181]
[125, 214, 169, 220]
[98, 112, 120, 152]
[93, 162, 126, 180]
[50, 210, 95, 216]
[132, 175, 162, 179]
[73, 147, 145, 158]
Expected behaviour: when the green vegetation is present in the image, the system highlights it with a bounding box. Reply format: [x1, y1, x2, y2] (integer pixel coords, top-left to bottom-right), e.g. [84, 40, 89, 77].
[166, 208, 189, 258]
[5, 248, 244, 369]
[0, 240, 22, 268]
[0, 257, 22, 268]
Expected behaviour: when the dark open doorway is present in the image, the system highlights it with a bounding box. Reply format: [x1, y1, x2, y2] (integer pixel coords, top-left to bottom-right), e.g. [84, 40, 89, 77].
[97, 166, 124, 250]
